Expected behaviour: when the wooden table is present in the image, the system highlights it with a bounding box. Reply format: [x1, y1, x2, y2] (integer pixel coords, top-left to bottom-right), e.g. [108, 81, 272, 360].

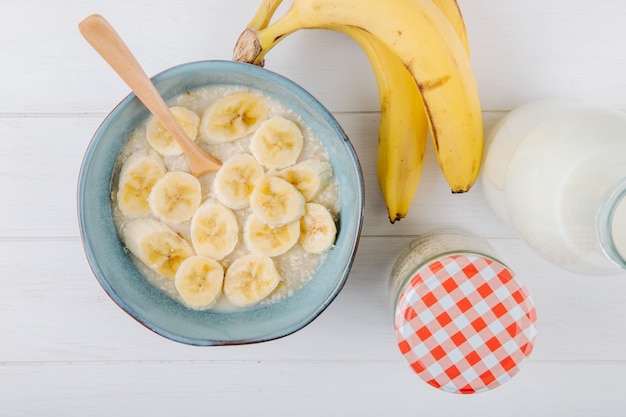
[3, 0, 626, 415]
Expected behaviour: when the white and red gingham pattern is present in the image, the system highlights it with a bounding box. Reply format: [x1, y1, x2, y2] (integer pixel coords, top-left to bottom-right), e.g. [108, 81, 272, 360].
[394, 254, 537, 394]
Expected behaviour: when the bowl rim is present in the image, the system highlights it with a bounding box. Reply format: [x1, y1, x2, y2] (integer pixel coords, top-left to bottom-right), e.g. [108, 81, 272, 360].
[77, 59, 364, 346]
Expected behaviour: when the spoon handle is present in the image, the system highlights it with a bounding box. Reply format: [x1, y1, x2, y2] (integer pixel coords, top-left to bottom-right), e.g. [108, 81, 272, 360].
[78, 14, 221, 174]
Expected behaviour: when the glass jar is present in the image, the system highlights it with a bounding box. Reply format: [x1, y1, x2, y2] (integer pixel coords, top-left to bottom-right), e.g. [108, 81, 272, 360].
[482, 99, 626, 275]
[389, 229, 537, 394]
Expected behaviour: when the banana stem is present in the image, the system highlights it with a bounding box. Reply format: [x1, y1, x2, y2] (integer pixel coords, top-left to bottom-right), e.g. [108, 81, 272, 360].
[233, 3, 305, 65]
[246, 0, 284, 30]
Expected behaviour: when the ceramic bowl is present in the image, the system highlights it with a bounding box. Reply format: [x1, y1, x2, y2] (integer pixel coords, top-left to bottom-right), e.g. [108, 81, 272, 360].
[77, 60, 364, 345]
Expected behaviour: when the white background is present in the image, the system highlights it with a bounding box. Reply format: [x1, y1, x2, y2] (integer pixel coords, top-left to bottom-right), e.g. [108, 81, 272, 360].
[2, 0, 626, 415]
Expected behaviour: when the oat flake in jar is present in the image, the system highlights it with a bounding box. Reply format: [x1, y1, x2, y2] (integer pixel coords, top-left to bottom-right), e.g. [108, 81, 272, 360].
[482, 99, 626, 275]
[389, 230, 537, 394]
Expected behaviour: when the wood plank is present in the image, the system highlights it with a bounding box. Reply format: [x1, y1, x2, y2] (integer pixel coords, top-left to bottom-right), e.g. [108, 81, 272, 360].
[2, 238, 625, 362]
[0, 117, 99, 238]
[0, 0, 376, 114]
[0, 360, 624, 416]
[463, 0, 626, 111]
[2, 0, 626, 113]
[0, 113, 512, 238]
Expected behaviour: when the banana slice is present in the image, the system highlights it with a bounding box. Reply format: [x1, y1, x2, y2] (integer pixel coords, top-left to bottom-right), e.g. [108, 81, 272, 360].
[174, 255, 224, 310]
[122, 218, 194, 280]
[243, 214, 300, 257]
[223, 253, 281, 307]
[148, 171, 202, 223]
[299, 203, 337, 254]
[250, 116, 304, 169]
[250, 175, 306, 227]
[200, 91, 270, 144]
[146, 106, 200, 156]
[213, 153, 264, 209]
[190, 199, 239, 261]
[116, 149, 167, 217]
[275, 159, 333, 201]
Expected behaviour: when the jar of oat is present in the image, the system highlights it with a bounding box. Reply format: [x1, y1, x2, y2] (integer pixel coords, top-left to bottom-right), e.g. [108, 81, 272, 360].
[389, 229, 537, 394]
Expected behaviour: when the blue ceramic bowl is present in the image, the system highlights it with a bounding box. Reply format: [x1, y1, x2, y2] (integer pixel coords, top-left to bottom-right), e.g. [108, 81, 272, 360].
[78, 60, 364, 346]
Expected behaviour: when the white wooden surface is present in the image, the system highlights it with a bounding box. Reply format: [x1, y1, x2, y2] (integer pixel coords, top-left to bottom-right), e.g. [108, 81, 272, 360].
[3, 0, 626, 415]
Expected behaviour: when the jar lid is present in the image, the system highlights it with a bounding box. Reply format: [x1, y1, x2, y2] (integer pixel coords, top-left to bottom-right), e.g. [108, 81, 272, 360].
[394, 254, 537, 394]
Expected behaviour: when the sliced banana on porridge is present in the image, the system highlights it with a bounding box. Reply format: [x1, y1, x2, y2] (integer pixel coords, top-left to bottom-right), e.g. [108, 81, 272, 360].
[122, 218, 194, 280]
[200, 91, 270, 144]
[250, 116, 304, 169]
[299, 203, 337, 254]
[148, 171, 202, 223]
[250, 175, 306, 227]
[213, 153, 265, 209]
[190, 199, 239, 261]
[112, 84, 340, 311]
[117, 149, 167, 217]
[223, 253, 281, 307]
[174, 255, 225, 310]
[243, 213, 300, 257]
[275, 159, 333, 202]
[146, 106, 200, 156]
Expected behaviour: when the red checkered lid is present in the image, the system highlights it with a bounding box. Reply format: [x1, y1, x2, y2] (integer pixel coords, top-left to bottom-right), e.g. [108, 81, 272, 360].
[394, 254, 537, 394]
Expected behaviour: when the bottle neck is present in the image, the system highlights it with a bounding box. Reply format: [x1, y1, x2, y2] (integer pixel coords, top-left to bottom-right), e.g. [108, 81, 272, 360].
[598, 178, 626, 269]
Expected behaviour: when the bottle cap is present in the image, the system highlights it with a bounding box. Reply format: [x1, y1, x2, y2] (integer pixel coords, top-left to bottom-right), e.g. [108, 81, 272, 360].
[394, 254, 537, 394]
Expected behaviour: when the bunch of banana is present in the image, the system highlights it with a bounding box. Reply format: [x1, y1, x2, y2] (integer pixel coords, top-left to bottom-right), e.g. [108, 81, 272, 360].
[233, 0, 482, 222]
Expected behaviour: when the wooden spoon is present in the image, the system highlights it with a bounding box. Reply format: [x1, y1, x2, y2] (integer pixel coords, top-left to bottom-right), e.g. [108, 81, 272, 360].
[78, 14, 221, 176]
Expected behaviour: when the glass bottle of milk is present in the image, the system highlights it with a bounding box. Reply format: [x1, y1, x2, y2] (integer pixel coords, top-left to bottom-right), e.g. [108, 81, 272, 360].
[482, 99, 626, 275]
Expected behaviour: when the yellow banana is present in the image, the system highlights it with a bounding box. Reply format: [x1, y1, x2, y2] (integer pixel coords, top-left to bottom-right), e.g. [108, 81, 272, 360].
[342, 0, 470, 221]
[234, 0, 483, 194]
[341, 29, 428, 223]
